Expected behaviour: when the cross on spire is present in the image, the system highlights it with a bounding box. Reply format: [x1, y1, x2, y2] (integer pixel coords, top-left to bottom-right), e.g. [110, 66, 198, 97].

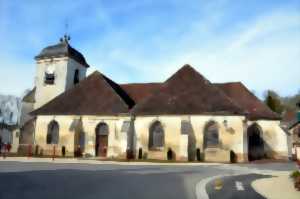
[60, 34, 71, 43]
[60, 21, 71, 43]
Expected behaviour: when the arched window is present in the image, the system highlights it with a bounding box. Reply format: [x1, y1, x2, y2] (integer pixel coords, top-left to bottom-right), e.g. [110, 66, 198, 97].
[47, 120, 59, 144]
[203, 121, 219, 149]
[73, 69, 80, 85]
[149, 121, 164, 150]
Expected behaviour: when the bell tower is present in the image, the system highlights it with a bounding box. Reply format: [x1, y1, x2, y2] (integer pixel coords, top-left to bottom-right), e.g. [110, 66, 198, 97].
[33, 35, 89, 109]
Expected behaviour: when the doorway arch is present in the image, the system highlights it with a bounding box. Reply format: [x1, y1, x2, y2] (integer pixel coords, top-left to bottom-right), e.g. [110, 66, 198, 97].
[95, 122, 109, 157]
[247, 124, 264, 161]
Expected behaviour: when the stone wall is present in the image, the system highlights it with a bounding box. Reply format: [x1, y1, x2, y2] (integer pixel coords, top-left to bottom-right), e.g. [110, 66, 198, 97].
[134, 115, 246, 162]
[33, 115, 289, 162]
[34, 115, 129, 157]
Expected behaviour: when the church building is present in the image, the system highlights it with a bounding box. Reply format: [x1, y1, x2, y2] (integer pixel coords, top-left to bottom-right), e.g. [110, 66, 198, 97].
[20, 36, 289, 162]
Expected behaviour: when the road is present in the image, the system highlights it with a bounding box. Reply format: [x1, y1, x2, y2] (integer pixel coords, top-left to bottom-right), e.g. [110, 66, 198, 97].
[0, 161, 296, 199]
[206, 174, 273, 199]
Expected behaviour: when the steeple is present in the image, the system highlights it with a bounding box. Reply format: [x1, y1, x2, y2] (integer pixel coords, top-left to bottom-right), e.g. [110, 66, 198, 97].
[33, 36, 89, 109]
[35, 36, 89, 68]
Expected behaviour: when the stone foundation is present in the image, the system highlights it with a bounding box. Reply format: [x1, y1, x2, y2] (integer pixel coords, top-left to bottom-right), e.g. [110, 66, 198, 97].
[204, 148, 230, 163]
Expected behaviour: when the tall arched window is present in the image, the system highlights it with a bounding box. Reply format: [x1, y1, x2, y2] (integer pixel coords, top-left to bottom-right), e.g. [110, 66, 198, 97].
[47, 120, 59, 144]
[73, 69, 80, 85]
[149, 121, 164, 150]
[203, 121, 219, 149]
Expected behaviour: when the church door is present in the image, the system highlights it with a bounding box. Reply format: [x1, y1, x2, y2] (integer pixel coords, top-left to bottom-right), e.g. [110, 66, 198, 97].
[96, 135, 108, 157]
[95, 123, 109, 157]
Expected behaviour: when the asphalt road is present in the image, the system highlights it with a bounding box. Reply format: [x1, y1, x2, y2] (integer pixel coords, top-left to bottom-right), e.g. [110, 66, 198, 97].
[206, 174, 273, 199]
[0, 161, 296, 199]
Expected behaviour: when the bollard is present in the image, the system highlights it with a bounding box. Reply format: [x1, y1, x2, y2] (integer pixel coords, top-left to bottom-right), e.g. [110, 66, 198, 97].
[28, 144, 32, 159]
[52, 145, 56, 161]
[3, 144, 6, 159]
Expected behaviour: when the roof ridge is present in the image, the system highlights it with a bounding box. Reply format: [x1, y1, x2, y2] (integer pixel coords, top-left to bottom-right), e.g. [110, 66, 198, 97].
[214, 81, 242, 85]
[100, 74, 135, 109]
[131, 64, 245, 115]
[121, 82, 162, 86]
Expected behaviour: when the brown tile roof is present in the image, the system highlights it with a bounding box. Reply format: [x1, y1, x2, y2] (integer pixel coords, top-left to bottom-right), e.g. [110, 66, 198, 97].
[131, 65, 245, 115]
[215, 82, 281, 120]
[281, 110, 297, 123]
[31, 71, 135, 115]
[121, 83, 162, 103]
[31, 64, 282, 120]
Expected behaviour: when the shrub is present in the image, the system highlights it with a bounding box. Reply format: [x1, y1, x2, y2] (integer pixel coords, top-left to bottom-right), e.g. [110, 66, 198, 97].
[290, 170, 300, 179]
[290, 170, 300, 191]
[294, 176, 300, 191]
[142, 152, 148, 160]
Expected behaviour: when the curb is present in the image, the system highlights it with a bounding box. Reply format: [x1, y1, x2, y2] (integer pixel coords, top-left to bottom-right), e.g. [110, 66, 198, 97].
[0, 157, 222, 166]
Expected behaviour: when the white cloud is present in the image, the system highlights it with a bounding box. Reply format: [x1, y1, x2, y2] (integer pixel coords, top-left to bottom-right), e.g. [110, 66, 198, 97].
[93, 6, 300, 98]
[0, 1, 299, 99]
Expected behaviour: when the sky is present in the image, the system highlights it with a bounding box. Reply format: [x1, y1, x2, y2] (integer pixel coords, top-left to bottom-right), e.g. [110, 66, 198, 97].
[0, 0, 299, 99]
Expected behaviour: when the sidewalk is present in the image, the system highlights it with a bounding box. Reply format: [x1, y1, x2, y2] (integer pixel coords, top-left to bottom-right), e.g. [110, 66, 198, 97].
[0, 156, 221, 166]
[252, 171, 300, 199]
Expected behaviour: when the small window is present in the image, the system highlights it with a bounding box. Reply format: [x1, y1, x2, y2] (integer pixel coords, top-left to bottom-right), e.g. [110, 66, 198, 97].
[121, 121, 131, 133]
[181, 120, 192, 135]
[44, 72, 55, 85]
[74, 69, 79, 85]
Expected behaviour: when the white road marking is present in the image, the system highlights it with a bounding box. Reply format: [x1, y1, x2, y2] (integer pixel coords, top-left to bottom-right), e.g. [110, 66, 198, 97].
[195, 172, 249, 199]
[235, 181, 245, 191]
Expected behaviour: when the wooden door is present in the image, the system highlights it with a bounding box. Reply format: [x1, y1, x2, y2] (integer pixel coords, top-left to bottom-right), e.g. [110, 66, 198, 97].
[96, 135, 108, 157]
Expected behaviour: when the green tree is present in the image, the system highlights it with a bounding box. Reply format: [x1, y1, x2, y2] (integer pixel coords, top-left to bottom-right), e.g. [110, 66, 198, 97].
[264, 90, 284, 114]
